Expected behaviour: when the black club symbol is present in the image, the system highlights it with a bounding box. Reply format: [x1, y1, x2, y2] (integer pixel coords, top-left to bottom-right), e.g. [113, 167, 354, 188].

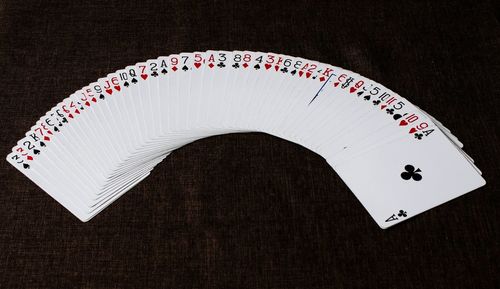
[386, 108, 394, 115]
[281, 67, 288, 73]
[151, 71, 158, 77]
[401, 165, 423, 181]
[398, 210, 407, 217]
[232, 63, 239, 68]
[414, 133, 423, 140]
[217, 62, 226, 68]
[373, 100, 381, 105]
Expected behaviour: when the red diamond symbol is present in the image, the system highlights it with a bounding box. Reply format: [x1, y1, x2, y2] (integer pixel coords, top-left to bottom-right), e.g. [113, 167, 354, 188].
[209, 63, 214, 68]
[172, 66, 178, 71]
[243, 63, 248, 68]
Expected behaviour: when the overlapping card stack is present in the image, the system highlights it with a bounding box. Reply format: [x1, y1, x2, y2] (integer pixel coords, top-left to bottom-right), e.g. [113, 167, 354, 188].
[7, 51, 485, 228]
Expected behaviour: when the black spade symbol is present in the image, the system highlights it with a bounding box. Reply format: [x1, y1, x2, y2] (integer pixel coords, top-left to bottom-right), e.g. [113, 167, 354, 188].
[53, 127, 59, 132]
[161, 69, 168, 74]
[182, 65, 188, 71]
[39, 141, 46, 147]
[99, 94, 105, 100]
[254, 64, 260, 70]
[124, 81, 129, 87]
[364, 95, 371, 101]
[131, 78, 138, 83]
[33, 149, 40, 155]
[23, 163, 30, 169]
[393, 114, 402, 120]
[290, 69, 296, 75]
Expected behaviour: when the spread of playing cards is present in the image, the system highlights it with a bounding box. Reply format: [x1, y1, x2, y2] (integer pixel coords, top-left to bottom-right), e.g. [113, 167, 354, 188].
[6, 51, 486, 229]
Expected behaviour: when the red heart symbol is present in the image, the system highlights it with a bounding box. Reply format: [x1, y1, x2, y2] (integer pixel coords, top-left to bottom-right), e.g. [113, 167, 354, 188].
[141, 74, 148, 80]
[274, 65, 279, 71]
[74, 109, 80, 114]
[208, 63, 214, 68]
[47, 130, 53, 135]
[114, 85, 121, 91]
[409, 128, 417, 133]
[44, 136, 50, 141]
[380, 105, 387, 110]
[399, 120, 408, 126]
[334, 82, 339, 87]
[350, 87, 357, 93]
[91, 97, 97, 102]
[194, 63, 201, 68]
[172, 66, 178, 72]
[27, 156, 33, 161]
[85, 101, 90, 106]
[68, 114, 74, 119]
[306, 72, 311, 78]
[265, 64, 272, 70]
[105, 89, 113, 95]
[298, 71, 304, 77]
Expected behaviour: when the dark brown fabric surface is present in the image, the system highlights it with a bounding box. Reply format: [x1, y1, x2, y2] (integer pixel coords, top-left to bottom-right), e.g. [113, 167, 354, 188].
[0, 1, 498, 288]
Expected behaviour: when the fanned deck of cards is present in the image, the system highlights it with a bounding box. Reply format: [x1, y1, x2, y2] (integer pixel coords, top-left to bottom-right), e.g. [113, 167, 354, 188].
[7, 51, 485, 228]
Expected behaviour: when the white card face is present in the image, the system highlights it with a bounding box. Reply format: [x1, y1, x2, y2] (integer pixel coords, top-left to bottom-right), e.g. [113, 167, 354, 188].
[6, 50, 485, 227]
[330, 129, 485, 229]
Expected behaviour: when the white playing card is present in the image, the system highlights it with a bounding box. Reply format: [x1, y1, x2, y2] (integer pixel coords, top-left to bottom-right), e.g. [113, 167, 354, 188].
[330, 128, 485, 228]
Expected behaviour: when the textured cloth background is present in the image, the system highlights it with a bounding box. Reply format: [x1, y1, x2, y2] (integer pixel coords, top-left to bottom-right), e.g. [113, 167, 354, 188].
[0, 1, 498, 288]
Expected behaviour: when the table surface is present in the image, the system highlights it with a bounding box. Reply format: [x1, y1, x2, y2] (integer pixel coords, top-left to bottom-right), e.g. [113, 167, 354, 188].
[0, 1, 498, 288]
